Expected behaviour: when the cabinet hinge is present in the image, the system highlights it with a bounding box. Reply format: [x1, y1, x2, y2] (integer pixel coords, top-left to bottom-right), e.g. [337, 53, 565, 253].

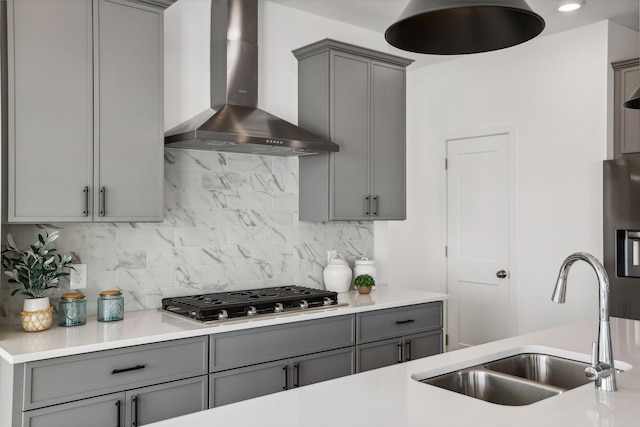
[445, 334, 449, 346]
[445, 158, 448, 169]
[445, 246, 448, 257]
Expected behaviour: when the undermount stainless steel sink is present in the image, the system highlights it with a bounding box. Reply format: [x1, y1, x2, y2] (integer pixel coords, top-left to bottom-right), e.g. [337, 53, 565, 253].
[418, 353, 594, 406]
[483, 353, 592, 390]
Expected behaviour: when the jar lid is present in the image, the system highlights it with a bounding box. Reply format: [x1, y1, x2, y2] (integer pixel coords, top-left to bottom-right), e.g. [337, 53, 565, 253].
[62, 292, 85, 299]
[328, 254, 348, 265]
[355, 257, 375, 265]
[100, 290, 122, 296]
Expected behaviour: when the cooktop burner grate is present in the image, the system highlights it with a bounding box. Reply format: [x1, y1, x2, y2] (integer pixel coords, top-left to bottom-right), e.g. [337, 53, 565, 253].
[161, 286, 340, 322]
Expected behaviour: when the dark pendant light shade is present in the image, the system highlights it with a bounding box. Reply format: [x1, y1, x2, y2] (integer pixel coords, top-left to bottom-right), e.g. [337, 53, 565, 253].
[623, 85, 640, 109]
[385, 0, 545, 55]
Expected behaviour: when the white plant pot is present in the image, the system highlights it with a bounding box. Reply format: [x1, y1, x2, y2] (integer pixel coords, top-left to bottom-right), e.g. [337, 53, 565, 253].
[23, 297, 50, 312]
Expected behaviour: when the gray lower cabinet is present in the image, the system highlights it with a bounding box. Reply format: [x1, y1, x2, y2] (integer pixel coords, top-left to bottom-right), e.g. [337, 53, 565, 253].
[21, 393, 125, 427]
[294, 39, 414, 221]
[3, 0, 169, 223]
[357, 331, 442, 373]
[210, 347, 355, 408]
[613, 58, 640, 158]
[356, 302, 444, 373]
[14, 336, 208, 427]
[21, 377, 207, 427]
[209, 315, 356, 407]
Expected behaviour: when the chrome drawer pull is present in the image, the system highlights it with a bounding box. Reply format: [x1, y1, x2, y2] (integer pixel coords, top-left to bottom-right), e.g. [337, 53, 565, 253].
[396, 319, 415, 325]
[111, 364, 146, 374]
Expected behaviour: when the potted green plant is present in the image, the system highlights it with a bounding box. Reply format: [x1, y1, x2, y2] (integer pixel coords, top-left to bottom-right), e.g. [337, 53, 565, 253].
[2, 231, 73, 331]
[353, 274, 375, 294]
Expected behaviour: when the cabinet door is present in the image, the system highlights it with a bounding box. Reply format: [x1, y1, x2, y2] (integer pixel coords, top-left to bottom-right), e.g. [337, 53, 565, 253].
[22, 392, 125, 427]
[291, 347, 355, 388]
[620, 65, 640, 155]
[356, 337, 403, 373]
[209, 360, 288, 408]
[371, 61, 406, 220]
[126, 377, 207, 427]
[7, 0, 93, 222]
[403, 330, 443, 362]
[94, 0, 164, 221]
[330, 51, 371, 220]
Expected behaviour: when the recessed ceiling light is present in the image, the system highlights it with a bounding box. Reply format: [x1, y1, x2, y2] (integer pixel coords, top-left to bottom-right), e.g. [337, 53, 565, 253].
[558, 0, 585, 12]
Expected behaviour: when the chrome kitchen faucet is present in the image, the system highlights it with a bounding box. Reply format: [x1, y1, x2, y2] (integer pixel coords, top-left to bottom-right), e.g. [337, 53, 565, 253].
[552, 252, 617, 392]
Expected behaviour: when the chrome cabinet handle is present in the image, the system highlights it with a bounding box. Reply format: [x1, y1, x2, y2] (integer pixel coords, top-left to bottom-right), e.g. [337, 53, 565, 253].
[99, 186, 106, 217]
[115, 400, 121, 427]
[496, 270, 507, 279]
[83, 186, 89, 216]
[373, 195, 379, 216]
[397, 341, 403, 363]
[132, 396, 139, 427]
[282, 365, 289, 390]
[364, 195, 370, 215]
[406, 340, 412, 361]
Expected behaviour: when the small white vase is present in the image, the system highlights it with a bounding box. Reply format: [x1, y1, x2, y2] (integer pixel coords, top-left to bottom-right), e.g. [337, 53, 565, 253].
[323, 254, 353, 293]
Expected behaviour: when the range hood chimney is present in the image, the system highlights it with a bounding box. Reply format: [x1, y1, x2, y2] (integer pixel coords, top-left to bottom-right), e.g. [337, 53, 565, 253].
[164, 0, 338, 156]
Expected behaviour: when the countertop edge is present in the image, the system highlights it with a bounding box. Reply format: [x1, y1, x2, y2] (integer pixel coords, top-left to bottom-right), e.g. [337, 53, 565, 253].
[0, 287, 448, 364]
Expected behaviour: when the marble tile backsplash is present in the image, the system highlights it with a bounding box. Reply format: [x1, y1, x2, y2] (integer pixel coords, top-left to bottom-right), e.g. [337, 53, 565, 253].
[0, 149, 373, 325]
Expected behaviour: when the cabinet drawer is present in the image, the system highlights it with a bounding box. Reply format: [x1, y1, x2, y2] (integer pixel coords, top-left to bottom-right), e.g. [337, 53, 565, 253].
[23, 336, 208, 410]
[210, 315, 355, 371]
[356, 302, 442, 344]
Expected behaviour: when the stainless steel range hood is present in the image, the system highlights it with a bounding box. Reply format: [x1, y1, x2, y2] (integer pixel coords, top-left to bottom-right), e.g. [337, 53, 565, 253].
[164, 0, 338, 156]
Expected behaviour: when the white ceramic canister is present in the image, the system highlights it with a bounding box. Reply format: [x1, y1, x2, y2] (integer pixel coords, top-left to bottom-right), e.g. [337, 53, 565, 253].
[353, 257, 377, 283]
[323, 254, 353, 293]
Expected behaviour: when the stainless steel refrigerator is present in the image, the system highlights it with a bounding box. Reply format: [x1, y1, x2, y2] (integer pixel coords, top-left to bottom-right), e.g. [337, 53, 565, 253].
[604, 158, 640, 320]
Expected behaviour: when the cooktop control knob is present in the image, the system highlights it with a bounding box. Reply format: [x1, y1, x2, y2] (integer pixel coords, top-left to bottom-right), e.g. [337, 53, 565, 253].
[299, 300, 309, 309]
[217, 310, 228, 320]
[274, 303, 284, 313]
[247, 306, 257, 316]
[323, 297, 333, 306]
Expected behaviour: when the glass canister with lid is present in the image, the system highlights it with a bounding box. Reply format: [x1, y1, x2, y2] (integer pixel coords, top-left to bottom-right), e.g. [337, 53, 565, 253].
[98, 290, 124, 322]
[58, 292, 87, 327]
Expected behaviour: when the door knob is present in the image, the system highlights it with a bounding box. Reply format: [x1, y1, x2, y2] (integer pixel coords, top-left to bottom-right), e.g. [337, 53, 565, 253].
[496, 270, 508, 279]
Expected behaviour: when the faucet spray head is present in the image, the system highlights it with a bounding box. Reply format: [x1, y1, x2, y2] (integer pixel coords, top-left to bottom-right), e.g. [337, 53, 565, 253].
[551, 276, 567, 303]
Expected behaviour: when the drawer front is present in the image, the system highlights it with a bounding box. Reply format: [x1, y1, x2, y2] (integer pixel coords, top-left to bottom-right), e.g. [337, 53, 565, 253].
[356, 302, 442, 344]
[24, 336, 208, 410]
[210, 315, 355, 372]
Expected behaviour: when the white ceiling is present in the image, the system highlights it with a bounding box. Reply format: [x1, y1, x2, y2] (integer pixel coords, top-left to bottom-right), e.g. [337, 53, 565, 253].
[268, 0, 639, 42]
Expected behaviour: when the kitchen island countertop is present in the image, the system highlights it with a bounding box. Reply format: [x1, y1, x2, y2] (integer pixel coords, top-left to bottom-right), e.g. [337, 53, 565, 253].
[147, 316, 640, 427]
[0, 286, 447, 364]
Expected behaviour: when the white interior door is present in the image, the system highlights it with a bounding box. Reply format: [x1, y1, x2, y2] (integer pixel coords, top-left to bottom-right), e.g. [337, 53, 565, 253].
[446, 131, 515, 350]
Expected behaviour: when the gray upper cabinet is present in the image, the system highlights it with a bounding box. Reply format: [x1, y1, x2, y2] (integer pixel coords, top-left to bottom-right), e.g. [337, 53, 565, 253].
[613, 59, 640, 158]
[3, 0, 169, 223]
[294, 39, 413, 221]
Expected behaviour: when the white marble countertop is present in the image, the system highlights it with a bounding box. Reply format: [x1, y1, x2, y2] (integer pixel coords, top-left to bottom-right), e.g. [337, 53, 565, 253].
[148, 317, 640, 427]
[0, 286, 448, 364]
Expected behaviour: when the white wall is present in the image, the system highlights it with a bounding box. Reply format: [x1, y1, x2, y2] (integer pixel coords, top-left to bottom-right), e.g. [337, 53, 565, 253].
[389, 21, 621, 334]
[164, 0, 637, 335]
